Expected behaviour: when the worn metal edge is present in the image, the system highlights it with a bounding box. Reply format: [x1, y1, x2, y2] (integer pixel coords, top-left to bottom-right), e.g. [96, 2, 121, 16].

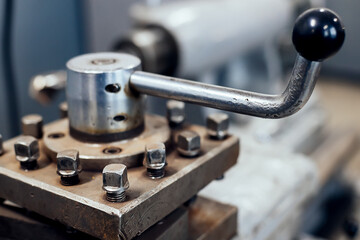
[121, 137, 240, 238]
[0, 167, 122, 240]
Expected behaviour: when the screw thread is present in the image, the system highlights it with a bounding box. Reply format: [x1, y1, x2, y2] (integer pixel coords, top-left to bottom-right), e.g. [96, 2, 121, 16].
[60, 175, 79, 186]
[147, 168, 165, 179]
[169, 120, 184, 129]
[106, 191, 126, 202]
[20, 161, 38, 170]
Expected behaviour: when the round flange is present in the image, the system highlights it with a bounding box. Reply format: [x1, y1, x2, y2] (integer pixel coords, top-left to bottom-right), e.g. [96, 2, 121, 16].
[43, 115, 170, 171]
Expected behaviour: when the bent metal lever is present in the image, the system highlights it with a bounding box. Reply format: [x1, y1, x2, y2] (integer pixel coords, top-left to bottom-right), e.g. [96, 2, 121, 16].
[129, 8, 345, 118]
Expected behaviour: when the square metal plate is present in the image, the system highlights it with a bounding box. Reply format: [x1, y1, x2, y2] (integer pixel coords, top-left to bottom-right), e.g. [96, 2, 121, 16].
[0, 122, 239, 240]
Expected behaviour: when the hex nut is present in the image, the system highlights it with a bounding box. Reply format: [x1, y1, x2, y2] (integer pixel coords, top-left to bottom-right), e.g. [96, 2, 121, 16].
[102, 164, 129, 202]
[177, 130, 201, 157]
[14, 136, 39, 170]
[144, 142, 166, 179]
[21, 114, 43, 138]
[166, 100, 185, 127]
[206, 113, 229, 140]
[57, 149, 81, 185]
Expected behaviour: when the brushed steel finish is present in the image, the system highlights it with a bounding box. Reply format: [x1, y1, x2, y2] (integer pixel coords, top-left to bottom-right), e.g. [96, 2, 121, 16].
[130, 55, 321, 118]
[66, 52, 145, 142]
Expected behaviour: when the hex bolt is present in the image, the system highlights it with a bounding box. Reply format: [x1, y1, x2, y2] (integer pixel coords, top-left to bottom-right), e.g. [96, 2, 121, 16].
[14, 136, 39, 170]
[59, 101, 68, 118]
[21, 114, 43, 139]
[206, 113, 229, 140]
[144, 142, 166, 179]
[102, 164, 129, 202]
[177, 130, 201, 157]
[166, 100, 185, 127]
[0, 134, 3, 155]
[56, 149, 81, 186]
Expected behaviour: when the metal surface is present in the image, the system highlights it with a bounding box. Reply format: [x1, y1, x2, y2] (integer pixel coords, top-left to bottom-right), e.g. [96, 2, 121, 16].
[135, 206, 188, 240]
[130, 55, 321, 118]
[138, 195, 238, 240]
[0, 195, 237, 240]
[43, 115, 170, 171]
[188, 196, 237, 240]
[0, 123, 239, 240]
[130, 0, 292, 76]
[0, 201, 97, 240]
[200, 143, 318, 240]
[66, 52, 145, 142]
[21, 114, 44, 139]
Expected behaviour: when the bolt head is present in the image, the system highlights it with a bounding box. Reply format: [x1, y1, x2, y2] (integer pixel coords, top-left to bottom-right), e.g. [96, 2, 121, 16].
[177, 130, 201, 157]
[57, 149, 81, 177]
[14, 136, 39, 162]
[166, 100, 185, 126]
[144, 143, 166, 169]
[206, 113, 229, 139]
[21, 114, 43, 138]
[102, 164, 129, 193]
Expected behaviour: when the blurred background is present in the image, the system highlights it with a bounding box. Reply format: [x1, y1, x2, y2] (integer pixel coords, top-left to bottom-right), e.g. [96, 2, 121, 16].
[0, 0, 359, 139]
[0, 1, 360, 239]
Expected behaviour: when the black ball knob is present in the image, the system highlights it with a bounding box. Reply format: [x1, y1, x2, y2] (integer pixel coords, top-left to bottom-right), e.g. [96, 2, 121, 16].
[292, 8, 345, 61]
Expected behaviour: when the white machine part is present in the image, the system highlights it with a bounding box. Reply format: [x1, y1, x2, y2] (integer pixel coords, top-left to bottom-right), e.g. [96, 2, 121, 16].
[131, 0, 293, 76]
[201, 143, 319, 240]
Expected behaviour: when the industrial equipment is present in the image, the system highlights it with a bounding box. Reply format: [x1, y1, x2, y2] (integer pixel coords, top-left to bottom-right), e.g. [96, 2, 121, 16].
[0, 8, 345, 240]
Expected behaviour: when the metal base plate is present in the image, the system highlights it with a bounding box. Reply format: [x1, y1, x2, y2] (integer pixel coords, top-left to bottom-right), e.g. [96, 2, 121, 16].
[43, 115, 171, 171]
[189, 196, 237, 240]
[0, 121, 239, 240]
[0, 196, 237, 240]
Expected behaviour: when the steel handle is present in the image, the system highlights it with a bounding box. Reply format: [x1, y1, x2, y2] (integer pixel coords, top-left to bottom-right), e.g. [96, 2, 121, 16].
[130, 55, 319, 118]
[130, 8, 345, 118]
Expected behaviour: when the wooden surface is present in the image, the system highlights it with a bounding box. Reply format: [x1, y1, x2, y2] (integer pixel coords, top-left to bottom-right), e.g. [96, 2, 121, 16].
[317, 79, 360, 133]
[314, 79, 360, 184]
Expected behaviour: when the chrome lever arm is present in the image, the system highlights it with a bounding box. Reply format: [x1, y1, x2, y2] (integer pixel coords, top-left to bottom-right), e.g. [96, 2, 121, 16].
[130, 55, 320, 118]
[130, 8, 344, 118]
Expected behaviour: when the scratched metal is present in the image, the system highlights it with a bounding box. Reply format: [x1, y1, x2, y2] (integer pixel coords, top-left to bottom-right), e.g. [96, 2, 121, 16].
[0, 122, 239, 240]
[130, 55, 321, 118]
[188, 196, 237, 240]
[43, 115, 171, 171]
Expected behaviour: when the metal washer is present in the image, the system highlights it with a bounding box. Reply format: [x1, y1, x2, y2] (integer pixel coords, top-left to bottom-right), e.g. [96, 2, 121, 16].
[43, 115, 170, 171]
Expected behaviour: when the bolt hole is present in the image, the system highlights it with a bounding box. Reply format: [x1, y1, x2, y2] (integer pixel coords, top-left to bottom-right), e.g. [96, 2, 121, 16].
[91, 58, 116, 65]
[105, 84, 121, 93]
[103, 147, 122, 154]
[48, 133, 65, 139]
[113, 115, 126, 122]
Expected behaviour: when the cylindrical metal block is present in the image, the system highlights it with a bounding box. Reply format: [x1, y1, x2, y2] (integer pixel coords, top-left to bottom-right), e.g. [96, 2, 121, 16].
[66, 52, 145, 142]
[131, 0, 292, 76]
